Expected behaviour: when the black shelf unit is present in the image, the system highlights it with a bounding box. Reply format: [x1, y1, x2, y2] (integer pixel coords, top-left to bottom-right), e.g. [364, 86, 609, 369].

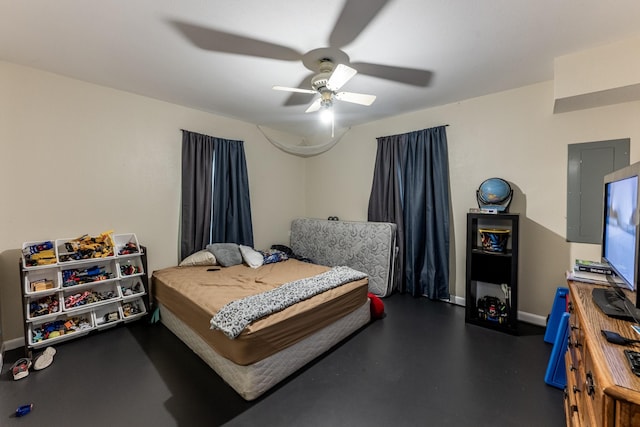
[465, 213, 519, 334]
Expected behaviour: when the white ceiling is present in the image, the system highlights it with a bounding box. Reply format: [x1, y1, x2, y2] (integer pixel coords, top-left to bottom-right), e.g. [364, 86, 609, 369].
[2, 0, 640, 137]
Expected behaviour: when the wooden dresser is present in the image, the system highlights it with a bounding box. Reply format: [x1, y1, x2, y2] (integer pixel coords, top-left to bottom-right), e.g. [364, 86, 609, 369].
[566, 281, 640, 426]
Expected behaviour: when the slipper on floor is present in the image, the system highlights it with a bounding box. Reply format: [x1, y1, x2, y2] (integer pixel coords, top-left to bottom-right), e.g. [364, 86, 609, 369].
[11, 358, 32, 380]
[33, 346, 56, 371]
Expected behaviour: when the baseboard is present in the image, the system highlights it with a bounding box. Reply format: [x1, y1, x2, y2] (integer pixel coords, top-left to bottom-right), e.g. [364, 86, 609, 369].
[517, 311, 547, 327]
[2, 337, 25, 352]
[451, 295, 466, 306]
[1, 336, 26, 371]
[448, 295, 547, 327]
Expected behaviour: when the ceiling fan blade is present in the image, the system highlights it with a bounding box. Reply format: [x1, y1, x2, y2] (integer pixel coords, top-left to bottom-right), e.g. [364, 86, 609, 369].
[275, 74, 317, 106]
[335, 92, 376, 106]
[327, 64, 357, 91]
[351, 62, 433, 87]
[170, 20, 302, 61]
[329, 0, 391, 48]
[305, 98, 322, 113]
[273, 86, 317, 94]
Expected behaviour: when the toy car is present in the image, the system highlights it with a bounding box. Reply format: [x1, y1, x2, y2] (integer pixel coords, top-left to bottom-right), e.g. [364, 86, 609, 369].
[477, 296, 508, 324]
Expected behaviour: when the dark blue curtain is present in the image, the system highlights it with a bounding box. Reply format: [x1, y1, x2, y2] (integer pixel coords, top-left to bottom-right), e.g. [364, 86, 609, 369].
[180, 130, 253, 260]
[210, 138, 254, 247]
[367, 137, 405, 293]
[368, 126, 450, 299]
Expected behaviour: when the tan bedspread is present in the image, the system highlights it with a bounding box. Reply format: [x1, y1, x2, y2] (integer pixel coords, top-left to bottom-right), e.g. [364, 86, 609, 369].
[152, 259, 368, 365]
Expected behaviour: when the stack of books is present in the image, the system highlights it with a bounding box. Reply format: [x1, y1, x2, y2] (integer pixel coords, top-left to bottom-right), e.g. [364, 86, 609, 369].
[567, 259, 624, 285]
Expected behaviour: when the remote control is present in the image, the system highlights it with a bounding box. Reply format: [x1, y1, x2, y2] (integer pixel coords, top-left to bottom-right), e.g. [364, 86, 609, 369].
[624, 350, 640, 376]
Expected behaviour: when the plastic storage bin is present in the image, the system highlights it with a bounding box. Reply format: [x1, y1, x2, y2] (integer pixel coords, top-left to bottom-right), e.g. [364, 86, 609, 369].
[121, 297, 147, 322]
[119, 277, 146, 299]
[544, 312, 569, 389]
[60, 260, 117, 290]
[22, 240, 57, 269]
[24, 267, 60, 295]
[29, 311, 94, 348]
[544, 287, 569, 344]
[55, 232, 116, 263]
[93, 303, 122, 329]
[114, 233, 140, 257]
[62, 281, 120, 312]
[117, 257, 145, 278]
[26, 293, 61, 320]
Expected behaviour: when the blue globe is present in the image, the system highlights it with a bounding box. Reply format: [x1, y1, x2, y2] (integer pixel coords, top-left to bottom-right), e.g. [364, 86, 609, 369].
[477, 178, 512, 212]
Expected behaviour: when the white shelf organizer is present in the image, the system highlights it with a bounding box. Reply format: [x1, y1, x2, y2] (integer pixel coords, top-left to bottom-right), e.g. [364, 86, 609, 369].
[20, 233, 148, 354]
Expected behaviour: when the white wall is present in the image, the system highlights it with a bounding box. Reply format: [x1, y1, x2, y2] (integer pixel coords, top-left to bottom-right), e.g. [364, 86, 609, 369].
[2, 59, 640, 345]
[0, 61, 307, 343]
[306, 80, 640, 320]
[554, 35, 640, 112]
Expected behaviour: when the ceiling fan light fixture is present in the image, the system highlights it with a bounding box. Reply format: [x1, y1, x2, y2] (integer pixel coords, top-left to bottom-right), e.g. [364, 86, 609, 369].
[273, 58, 375, 126]
[319, 104, 333, 124]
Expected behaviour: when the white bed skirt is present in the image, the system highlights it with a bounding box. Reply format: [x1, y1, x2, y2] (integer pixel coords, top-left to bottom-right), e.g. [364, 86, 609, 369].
[158, 300, 371, 400]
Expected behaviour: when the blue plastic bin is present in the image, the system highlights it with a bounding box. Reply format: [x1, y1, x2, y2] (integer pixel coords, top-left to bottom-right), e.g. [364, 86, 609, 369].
[544, 287, 569, 344]
[545, 312, 569, 389]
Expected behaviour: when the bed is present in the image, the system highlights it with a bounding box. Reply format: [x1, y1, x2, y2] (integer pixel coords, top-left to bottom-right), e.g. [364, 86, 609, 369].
[152, 218, 396, 400]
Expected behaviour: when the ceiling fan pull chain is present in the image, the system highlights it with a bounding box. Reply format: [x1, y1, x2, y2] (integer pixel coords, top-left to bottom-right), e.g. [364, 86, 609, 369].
[331, 115, 335, 138]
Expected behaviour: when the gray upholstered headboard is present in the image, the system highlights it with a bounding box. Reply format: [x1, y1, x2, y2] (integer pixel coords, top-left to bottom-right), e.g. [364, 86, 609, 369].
[289, 218, 397, 297]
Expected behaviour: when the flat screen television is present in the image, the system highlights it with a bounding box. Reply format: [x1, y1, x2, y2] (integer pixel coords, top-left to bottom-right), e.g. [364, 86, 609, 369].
[601, 161, 640, 297]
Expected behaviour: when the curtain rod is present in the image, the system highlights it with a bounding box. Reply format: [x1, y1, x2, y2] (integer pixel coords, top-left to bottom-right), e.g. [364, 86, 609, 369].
[377, 124, 449, 140]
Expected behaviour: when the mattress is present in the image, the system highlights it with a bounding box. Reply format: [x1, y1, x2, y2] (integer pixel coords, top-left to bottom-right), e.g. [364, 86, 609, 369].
[159, 299, 371, 400]
[290, 218, 397, 296]
[152, 259, 368, 365]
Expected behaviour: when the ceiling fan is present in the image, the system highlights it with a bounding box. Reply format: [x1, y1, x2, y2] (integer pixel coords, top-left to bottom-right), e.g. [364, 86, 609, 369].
[273, 59, 376, 115]
[170, 0, 433, 109]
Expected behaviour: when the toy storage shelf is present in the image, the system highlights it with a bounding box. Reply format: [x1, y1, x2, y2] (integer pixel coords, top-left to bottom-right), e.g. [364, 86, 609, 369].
[465, 213, 519, 335]
[20, 234, 149, 356]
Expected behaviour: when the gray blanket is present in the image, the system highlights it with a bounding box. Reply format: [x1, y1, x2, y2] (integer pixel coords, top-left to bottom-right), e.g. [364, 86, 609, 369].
[210, 266, 367, 339]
